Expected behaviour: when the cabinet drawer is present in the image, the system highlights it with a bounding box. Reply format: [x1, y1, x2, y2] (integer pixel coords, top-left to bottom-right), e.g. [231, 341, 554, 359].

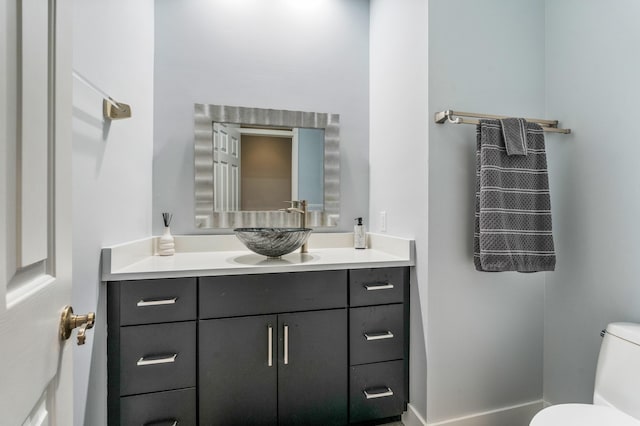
[199, 270, 347, 318]
[350, 360, 406, 423]
[120, 321, 196, 396]
[119, 278, 196, 325]
[120, 388, 196, 426]
[349, 268, 405, 307]
[350, 304, 404, 365]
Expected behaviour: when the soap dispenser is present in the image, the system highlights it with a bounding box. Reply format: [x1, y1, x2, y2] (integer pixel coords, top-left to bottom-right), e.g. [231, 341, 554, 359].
[354, 217, 366, 249]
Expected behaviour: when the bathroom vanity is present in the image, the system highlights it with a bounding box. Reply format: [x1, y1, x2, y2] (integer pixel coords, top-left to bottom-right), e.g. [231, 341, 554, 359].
[102, 233, 414, 426]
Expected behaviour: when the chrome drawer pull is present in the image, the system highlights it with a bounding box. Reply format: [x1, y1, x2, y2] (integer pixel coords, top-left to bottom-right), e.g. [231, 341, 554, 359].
[364, 282, 394, 291]
[143, 420, 178, 426]
[363, 387, 394, 399]
[364, 331, 394, 341]
[283, 324, 289, 365]
[268, 324, 273, 367]
[137, 297, 178, 307]
[136, 353, 177, 366]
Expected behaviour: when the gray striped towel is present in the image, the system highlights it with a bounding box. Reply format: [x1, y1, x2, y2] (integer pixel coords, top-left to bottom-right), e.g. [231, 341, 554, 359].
[474, 119, 556, 272]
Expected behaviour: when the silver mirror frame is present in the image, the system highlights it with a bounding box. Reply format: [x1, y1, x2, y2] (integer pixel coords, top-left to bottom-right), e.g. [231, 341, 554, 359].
[194, 103, 340, 229]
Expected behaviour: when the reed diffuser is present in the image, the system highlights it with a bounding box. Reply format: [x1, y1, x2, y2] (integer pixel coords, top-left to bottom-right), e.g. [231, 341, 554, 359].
[159, 212, 175, 256]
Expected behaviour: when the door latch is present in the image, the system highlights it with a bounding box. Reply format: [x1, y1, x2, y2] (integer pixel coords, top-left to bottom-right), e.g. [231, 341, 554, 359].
[60, 305, 95, 345]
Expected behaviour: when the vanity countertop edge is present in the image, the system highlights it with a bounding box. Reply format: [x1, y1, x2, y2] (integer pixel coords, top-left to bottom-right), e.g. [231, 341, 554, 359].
[101, 232, 415, 281]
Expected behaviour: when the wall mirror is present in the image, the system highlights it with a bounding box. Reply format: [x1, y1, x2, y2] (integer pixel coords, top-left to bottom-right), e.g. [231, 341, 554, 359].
[194, 104, 340, 228]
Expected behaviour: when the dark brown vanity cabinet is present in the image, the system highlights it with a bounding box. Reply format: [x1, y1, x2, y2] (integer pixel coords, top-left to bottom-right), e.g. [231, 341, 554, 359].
[199, 310, 348, 426]
[107, 277, 198, 426]
[108, 267, 408, 426]
[348, 268, 409, 423]
[198, 271, 348, 426]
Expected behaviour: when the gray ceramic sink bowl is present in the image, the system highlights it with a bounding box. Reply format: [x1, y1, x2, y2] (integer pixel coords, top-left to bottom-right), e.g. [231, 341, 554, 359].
[233, 228, 312, 258]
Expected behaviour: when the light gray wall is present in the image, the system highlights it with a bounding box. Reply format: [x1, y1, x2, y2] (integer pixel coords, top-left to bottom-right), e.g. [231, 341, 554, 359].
[298, 128, 324, 209]
[71, 2, 640, 424]
[153, 0, 370, 234]
[427, 0, 546, 422]
[369, 0, 428, 420]
[72, 1, 154, 425]
[543, 0, 640, 405]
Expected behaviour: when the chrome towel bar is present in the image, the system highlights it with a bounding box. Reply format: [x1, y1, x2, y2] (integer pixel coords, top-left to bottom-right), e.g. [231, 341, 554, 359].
[435, 109, 571, 134]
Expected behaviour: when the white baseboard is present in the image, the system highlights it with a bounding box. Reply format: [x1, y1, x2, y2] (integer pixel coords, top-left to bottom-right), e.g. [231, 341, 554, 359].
[425, 400, 544, 426]
[403, 403, 428, 426]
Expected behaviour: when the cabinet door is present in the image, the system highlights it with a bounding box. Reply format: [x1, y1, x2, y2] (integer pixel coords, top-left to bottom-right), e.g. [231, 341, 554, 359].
[278, 309, 348, 426]
[199, 315, 278, 426]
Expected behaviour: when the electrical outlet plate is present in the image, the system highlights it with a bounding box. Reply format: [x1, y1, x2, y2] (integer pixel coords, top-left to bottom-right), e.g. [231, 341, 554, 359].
[380, 211, 387, 232]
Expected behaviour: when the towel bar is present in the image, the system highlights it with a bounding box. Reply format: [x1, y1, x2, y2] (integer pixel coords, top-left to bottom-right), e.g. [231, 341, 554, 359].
[72, 70, 132, 120]
[434, 109, 571, 134]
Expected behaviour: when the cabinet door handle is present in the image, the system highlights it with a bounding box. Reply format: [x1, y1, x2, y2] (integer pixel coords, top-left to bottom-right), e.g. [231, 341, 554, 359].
[268, 324, 273, 367]
[364, 282, 394, 291]
[143, 419, 178, 426]
[364, 331, 394, 341]
[363, 387, 394, 399]
[283, 324, 289, 365]
[137, 297, 178, 307]
[136, 353, 178, 366]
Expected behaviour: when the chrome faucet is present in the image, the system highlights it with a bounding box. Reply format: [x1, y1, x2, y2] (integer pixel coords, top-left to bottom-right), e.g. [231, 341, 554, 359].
[282, 200, 308, 253]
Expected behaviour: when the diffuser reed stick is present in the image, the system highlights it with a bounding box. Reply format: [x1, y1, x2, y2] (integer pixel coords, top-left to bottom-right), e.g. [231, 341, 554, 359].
[162, 212, 173, 228]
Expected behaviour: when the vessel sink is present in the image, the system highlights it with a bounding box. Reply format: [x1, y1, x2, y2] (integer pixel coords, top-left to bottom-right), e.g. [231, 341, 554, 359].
[233, 228, 312, 258]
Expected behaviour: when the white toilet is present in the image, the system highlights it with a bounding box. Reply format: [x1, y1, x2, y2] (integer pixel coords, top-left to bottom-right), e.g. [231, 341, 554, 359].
[531, 322, 640, 425]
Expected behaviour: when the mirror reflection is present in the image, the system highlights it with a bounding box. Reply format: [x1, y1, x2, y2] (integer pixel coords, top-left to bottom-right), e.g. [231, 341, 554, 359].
[194, 104, 340, 229]
[213, 123, 324, 212]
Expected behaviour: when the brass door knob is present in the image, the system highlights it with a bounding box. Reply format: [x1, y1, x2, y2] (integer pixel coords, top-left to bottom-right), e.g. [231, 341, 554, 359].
[60, 305, 95, 345]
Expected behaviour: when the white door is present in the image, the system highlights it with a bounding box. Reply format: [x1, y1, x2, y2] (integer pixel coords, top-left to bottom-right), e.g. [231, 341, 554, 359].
[0, 0, 74, 425]
[213, 123, 241, 211]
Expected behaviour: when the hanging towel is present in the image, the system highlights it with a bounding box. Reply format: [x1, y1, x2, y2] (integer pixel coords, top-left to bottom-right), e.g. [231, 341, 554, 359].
[474, 119, 556, 272]
[499, 117, 528, 156]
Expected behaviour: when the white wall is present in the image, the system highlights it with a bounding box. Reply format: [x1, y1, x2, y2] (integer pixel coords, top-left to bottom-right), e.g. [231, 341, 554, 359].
[369, 0, 428, 421]
[153, 0, 370, 235]
[543, 0, 640, 405]
[72, 1, 154, 425]
[427, 0, 546, 423]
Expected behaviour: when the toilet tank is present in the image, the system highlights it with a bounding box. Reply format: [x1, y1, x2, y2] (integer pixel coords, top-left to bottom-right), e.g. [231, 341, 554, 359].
[593, 322, 640, 420]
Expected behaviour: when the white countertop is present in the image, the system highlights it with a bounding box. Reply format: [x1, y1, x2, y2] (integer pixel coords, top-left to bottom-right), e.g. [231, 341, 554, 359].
[101, 232, 415, 281]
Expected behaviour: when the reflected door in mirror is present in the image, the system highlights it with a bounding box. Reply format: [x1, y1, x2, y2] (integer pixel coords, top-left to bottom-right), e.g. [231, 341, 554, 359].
[213, 123, 240, 211]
